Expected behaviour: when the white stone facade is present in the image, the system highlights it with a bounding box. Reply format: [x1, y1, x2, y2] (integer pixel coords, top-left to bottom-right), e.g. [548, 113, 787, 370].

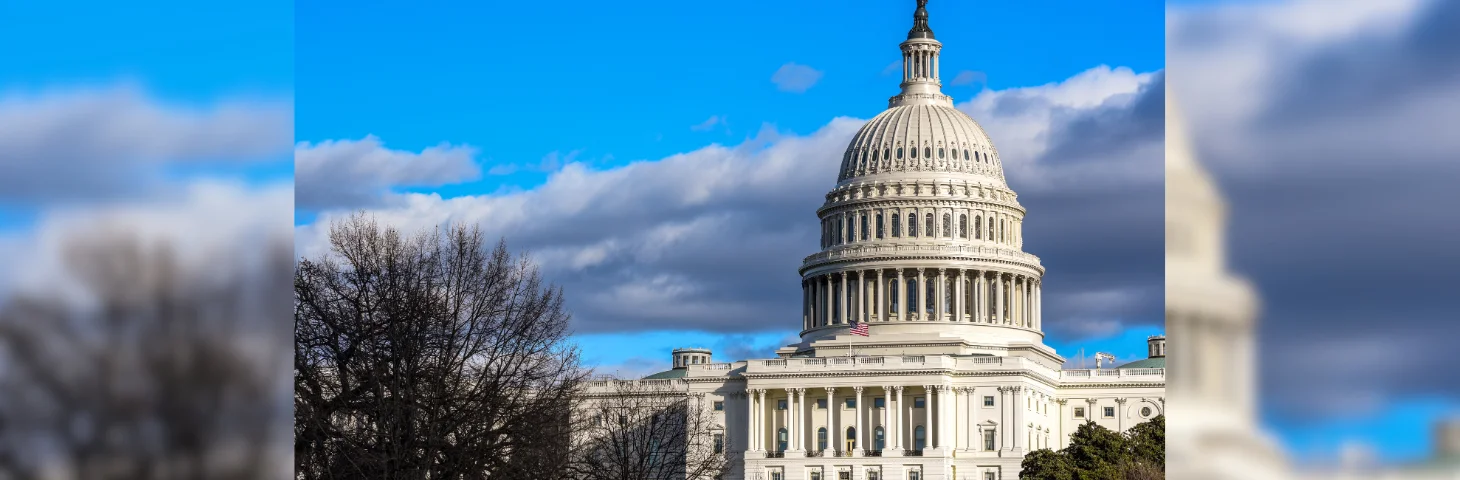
[582, 2, 1163, 479]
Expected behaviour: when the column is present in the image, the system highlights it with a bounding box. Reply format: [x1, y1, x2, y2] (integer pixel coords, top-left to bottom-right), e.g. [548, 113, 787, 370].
[876, 269, 885, 321]
[1035, 280, 1042, 330]
[995, 274, 1006, 324]
[966, 388, 977, 450]
[887, 385, 899, 449]
[823, 275, 832, 327]
[857, 270, 866, 323]
[916, 268, 926, 320]
[825, 388, 836, 452]
[802, 281, 808, 330]
[956, 269, 966, 322]
[1012, 387, 1025, 451]
[936, 268, 946, 321]
[896, 270, 907, 321]
[924, 386, 936, 449]
[999, 387, 1011, 450]
[882, 386, 893, 451]
[939, 386, 952, 449]
[1116, 398, 1127, 432]
[836, 272, 846, 325]
[758, 389, 768, 452]
[854, 387, 865, 455]
[1056, 399, 1067, 448]
[974, 272, 984, 322]
[787, 388, 799, 451]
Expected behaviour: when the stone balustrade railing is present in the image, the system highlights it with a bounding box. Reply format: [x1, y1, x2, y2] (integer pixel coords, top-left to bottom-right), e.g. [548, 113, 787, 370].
[801, 243, 1042, 267]
[1058, 368, 1165, 379]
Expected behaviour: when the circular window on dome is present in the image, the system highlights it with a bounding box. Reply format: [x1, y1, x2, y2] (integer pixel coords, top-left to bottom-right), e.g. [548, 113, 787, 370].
[897, 148, 904, 159]
[924, 147, 932, 158]
[938, 148, 945, 159]
[1141, 407, 1152, 417]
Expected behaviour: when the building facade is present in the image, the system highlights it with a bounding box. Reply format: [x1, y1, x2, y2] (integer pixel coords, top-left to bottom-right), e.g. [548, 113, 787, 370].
[583, 2, 1163, 479]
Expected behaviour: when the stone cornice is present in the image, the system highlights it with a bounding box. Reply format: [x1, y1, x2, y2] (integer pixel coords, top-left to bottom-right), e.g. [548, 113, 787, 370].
[800, 244, 1043, 274]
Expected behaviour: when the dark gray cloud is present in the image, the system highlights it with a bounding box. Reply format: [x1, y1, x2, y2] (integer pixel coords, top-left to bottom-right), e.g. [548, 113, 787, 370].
[1171, 0, 1460, 422]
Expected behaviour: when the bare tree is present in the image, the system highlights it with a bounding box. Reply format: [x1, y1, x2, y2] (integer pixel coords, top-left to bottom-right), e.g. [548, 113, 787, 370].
[293, 214, 585, 479]
[569, 379, 728, 480]
[0, 229, 293, 480]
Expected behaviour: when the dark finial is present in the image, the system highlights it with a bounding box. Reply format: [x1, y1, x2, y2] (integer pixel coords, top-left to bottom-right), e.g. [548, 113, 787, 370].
[908, 0, 934, 39]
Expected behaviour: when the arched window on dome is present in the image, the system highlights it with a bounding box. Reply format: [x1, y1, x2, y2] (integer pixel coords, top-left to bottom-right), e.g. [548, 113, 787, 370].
[924, 147, 932, 159]
[876, 213, 885, 239]
[938, 147, 945, 159]
[959, 214, 968, 239]
[964, 149, 971, 161]
[988, 219, 995, 241]
[906, 278, 918, 314]
[891, 212, 901, 237]
[925, 281, 935, 315]
[907, 213, 917, 238]
[974, 216, 982, 240]
[941, 213, 951, 238]
[924, 213, 934, 237]
[846, 215, 855, 244]
[999, 219, 1005, 243]
[910, 146, 917, 159]
[884, 148, 891, 162]
[897, 147, 904, 159]
[861, 213, 870, 241]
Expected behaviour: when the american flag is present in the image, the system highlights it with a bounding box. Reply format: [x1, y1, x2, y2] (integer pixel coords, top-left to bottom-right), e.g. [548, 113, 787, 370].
[849, 321, 870, 337]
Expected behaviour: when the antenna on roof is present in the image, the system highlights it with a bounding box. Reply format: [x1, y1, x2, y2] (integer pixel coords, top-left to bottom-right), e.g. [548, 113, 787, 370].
[1095, 352, 1116, 369]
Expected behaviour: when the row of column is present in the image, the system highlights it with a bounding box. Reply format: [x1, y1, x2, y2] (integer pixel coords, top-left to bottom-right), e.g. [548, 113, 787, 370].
[802, 268, 1041, 331]
[820, 208, 1022, 249]
[743, 385, 1036, 455]
[903, 47, 939, 82]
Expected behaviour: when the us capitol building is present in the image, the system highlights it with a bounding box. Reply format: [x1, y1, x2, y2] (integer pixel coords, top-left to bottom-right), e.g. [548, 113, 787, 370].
[582, 2, 1164, 479]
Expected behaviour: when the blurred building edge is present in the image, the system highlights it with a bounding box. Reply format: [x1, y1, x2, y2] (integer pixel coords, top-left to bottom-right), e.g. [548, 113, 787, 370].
[1164, 92, 1291, 480]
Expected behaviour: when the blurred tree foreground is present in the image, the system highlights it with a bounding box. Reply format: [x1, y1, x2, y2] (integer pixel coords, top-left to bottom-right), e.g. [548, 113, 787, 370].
[293, 214, 586, 479]
[1020, 415, 1164, 480]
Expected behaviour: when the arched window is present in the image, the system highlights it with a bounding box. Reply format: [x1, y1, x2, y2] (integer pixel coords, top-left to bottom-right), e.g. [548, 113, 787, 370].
[906, 278, 918, 313]
[988, 220, 995, 241]
[846, 215, 855, 244]
[999, 220, 1005, 243]
[876, 213, 885, 239]
[891, 213, 901, 237]
[875, 426, 886, 450]
[925, 281, 935, 314]
[861, 214, 869, 241]
[944, 278, 953, 315]
[959, 214, 968, 238]
[975, 216, 982, 239]
[884, 148, 891, 161]
[907, 213, 918, 238]
[778, 428, 788, 452]
[818, 427, 828, 451]
[897, 147, 904, 159]
[964, 149, 971, 160]
[924, 213, 934, 237]
[941, 213, 951, 237]
[914, 426, 926, 450]
[910, 146, 917, 159]
[846, 427, 857, 451]
[938, 147, 945, 159]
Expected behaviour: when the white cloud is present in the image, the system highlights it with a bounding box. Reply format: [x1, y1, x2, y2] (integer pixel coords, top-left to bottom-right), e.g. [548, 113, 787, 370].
[949, 70, 986, 86]
[295, 65, 1164, 336]
[771, 62, 824, 93]
[0, 84, 292, 202]
[690, 115, 725, 132]
[294, 135, 480, 210]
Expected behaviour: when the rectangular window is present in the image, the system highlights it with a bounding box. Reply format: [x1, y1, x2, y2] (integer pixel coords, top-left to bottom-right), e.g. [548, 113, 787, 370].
[777, 399, 788, 410]
[983, 396, 994, 407]
[811, 472, 821, 480]
[984, 430, 996, 451]
[771, 473, 782, 480]
[713, 401, 724, 411]
[1104, 407, 1115, 418]
[985, 473, 996, 480]
[714, 433, 724, 453]
[1074, 407, 1084, 418]
[817, 399, 828, 409]
[909, 471, 921, 480]
[875, 397, 886, 408]
[914, 397, 925, 408]
[845, 398, 856, 409]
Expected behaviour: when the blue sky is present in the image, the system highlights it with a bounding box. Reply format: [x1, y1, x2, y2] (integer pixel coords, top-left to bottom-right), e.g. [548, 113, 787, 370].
[294, 1, 1165, 374]
[296, 0, 1162, 200]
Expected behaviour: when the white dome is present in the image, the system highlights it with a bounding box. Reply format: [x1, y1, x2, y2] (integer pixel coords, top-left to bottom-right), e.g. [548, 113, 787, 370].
[838, 103, 1005, 185]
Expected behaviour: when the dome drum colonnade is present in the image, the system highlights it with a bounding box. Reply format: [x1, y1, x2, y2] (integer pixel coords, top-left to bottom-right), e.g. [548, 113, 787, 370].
[798, 0, 1044, 340]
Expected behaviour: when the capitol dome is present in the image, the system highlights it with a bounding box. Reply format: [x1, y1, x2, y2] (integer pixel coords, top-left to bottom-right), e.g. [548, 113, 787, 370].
[838, 98, 1005, 186]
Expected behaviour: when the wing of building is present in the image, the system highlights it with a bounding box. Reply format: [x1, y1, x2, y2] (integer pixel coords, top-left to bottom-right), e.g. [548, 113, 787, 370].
[582, 2, 1163, 479]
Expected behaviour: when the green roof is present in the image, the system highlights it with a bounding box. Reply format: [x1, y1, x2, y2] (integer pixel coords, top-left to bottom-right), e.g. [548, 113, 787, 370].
[642, 368, 688, 380]
[1116, 357, 1165, 369]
